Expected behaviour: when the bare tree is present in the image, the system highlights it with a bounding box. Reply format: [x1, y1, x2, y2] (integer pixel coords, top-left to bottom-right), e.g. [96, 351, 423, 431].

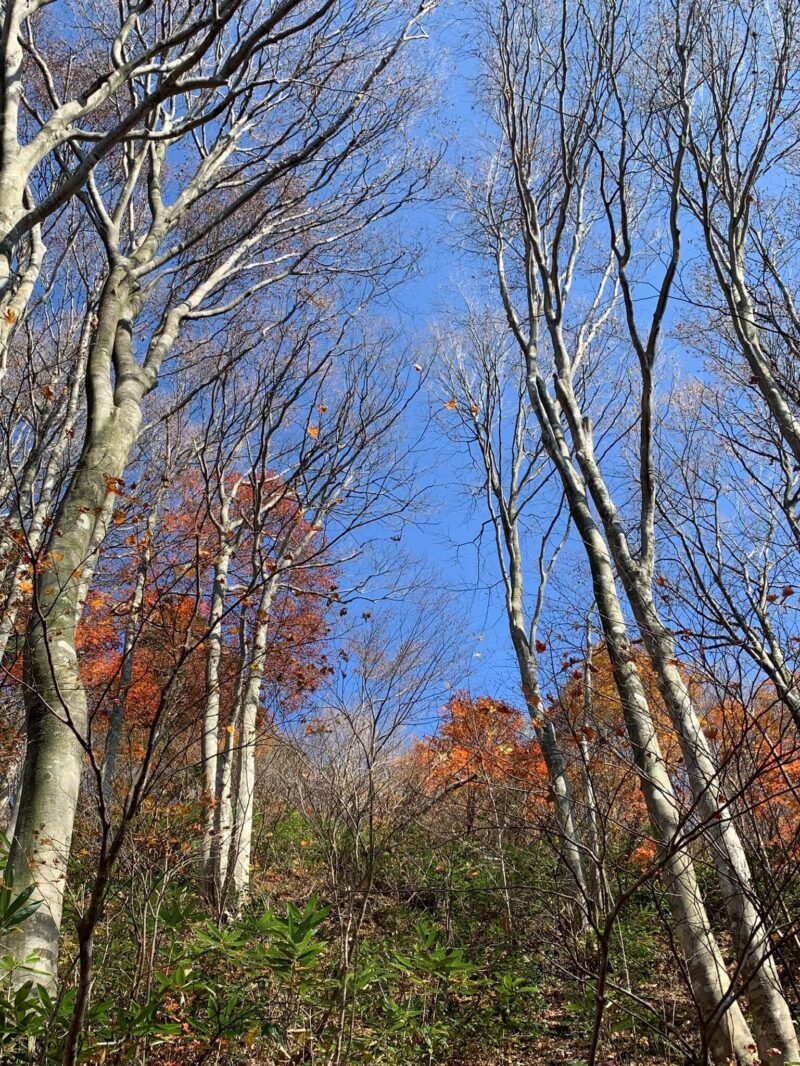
[434, 307, 592, 921]
[4, 0, 439, 986]
[459, 0, 800, 1059]
[282, 601, 460, 1065]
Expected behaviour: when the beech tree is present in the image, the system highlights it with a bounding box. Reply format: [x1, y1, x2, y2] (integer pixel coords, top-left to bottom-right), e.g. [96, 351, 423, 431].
[3, 0, 438, 987]
[460, 0, 798, 1059]
[194, 325, 424, 914]
[435, 310, 591, 920]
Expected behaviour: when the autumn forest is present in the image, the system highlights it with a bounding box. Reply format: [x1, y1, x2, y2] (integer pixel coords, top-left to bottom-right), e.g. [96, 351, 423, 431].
[0, 0, 799, 1063]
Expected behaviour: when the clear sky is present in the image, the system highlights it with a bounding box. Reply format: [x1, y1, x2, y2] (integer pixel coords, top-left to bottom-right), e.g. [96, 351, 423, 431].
[351, 5, 593, 721]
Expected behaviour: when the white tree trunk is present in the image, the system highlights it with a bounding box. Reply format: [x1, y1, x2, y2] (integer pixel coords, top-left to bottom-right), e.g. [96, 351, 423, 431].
[4, 414, 140, 983]
[634, 601, 800, 1066]
[580, 535, 756, 1063]
[200, 541, 232, 896]
[529, 390, 757, 1063]
[511, 638, 590, 918]
[211, 613, 248, 913]
[229, 575, 279, 903]
[3, 280, 144, 983]
[560, 381, 799, 1065]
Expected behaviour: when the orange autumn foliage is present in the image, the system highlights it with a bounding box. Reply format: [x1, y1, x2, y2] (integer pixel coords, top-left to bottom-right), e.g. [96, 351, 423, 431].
[75, 469, 336, 744]
[414, 693, 549, 799]
[703, 690, 800, 855]
[553, 643, 800, 864]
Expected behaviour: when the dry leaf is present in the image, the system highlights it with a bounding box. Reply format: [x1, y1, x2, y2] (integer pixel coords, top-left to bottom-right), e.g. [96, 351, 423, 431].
[443, 399, 458, 411]
[307, 425, 320, 438]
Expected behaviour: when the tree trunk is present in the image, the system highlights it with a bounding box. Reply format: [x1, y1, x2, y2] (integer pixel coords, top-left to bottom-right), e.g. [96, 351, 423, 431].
[513, 640, 590, 920]
[211, 612, 248, 915]
[3, 280, 143, 983]
[550, 363, 797, 1065]
[229, 575, 278, 903]
[530, 389, 757, 1064]
[633, 600, 799, 1066]
[200, 542, 232, 897]
[5, 421, 139, 983]
[583, 543, 756, 1064]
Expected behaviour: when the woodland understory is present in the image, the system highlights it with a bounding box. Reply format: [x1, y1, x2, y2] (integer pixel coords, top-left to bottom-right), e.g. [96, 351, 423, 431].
[0, 0, 799, 1064]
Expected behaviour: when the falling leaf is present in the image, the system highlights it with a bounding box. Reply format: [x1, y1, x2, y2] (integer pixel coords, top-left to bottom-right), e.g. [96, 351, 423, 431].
[41, 384, 55, 401]
[443, 399, 458, 410]
[470, 403, 479, 415]
[17, 579, 33, 594]
[535, 639, 547, 653]
[317, 404, 328, 414]
[307, 425, 320, 438]
[3, 307, 17, 325]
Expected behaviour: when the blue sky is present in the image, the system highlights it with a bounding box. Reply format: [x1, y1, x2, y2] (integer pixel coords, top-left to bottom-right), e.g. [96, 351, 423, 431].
[349, 6, 581, 718]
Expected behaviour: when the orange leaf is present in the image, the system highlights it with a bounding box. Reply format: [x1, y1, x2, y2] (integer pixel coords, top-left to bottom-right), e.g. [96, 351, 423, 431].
[317, 404, 328, 414]
[443, 399, 458, 411]
[307, 425, 320, 439]
[3, 307, 17, 325]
